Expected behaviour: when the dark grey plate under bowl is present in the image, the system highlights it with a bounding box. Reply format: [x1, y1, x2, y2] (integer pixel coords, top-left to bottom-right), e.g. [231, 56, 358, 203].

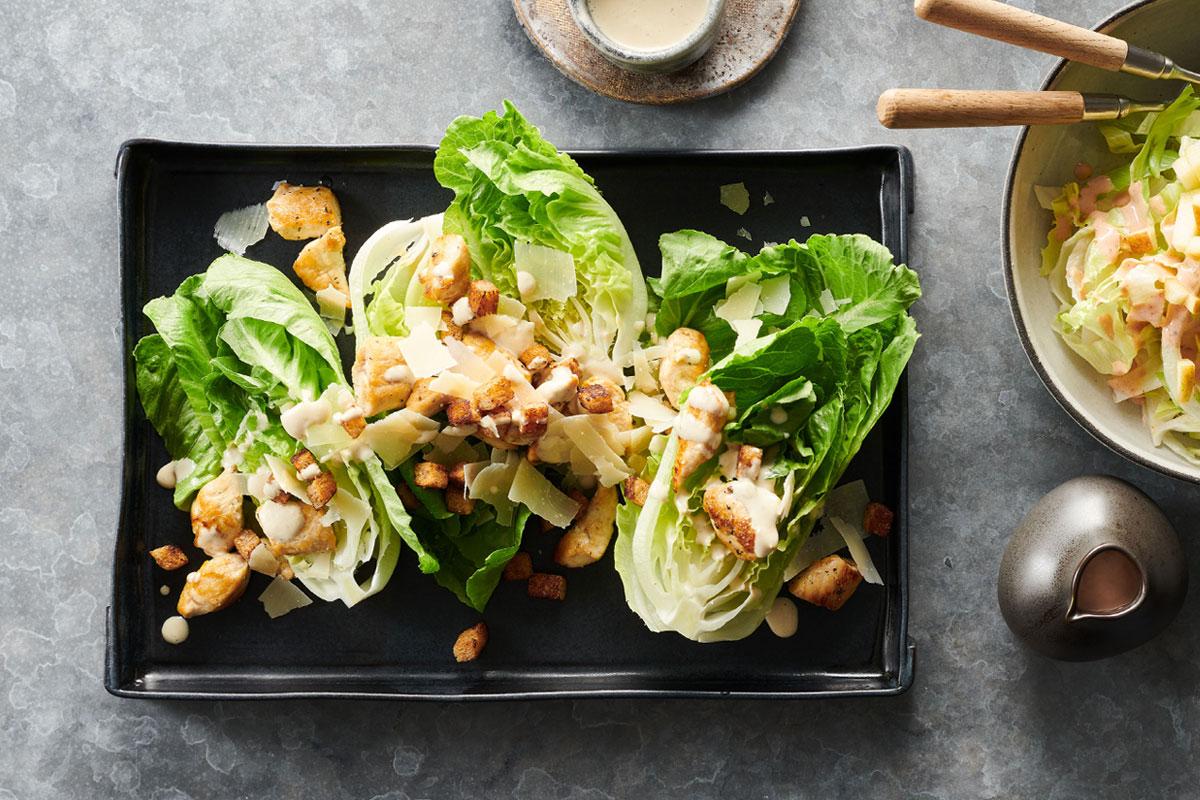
[108, 141, 915, 700]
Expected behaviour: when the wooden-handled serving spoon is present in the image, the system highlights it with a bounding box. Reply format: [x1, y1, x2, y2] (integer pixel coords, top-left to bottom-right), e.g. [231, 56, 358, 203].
[913, 0, 1200, 86]
[877, 89, 1170, 129]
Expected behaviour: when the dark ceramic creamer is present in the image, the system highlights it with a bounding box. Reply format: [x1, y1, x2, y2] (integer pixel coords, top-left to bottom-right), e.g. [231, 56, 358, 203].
[998, 475, 1187, 661]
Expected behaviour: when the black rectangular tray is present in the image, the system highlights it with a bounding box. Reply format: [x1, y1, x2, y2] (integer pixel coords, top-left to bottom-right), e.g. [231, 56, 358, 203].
[108, 141, 915, 699]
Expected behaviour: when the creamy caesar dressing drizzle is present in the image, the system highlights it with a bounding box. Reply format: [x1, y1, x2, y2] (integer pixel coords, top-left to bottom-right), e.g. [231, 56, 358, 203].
[195, 525, 226, 557]
[717, 445, 740, 479]
[161, 615, 189, 645]
[280, 398, 332, 440]
[257, 501, 305, 543]
[156, 458, 195, 489]
[765, 597, 798, 637]
[587, 0, 709, 51]
[769, 406, 788, 425]
[726, 477, 781, 558]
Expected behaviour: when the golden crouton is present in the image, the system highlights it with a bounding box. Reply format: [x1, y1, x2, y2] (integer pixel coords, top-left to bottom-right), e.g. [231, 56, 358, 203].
[446, 398, 481, 426]
[788, 555, 863, 611]
[736, 445, 763, 480]
[191, 470, 244, 557]
[508, 402, 549, 443]
[519, 344, 552, 372]
[527, 573, 567, 601]
[702, 482, 761, 561]
[623, 476, 650, 507]
[177, 553, 249, 618]
[502, 552, 533, 581]
[447, 462, 467, 486]
[266, 182, 341, 241]
[659, 328, 710, 409]
[445, 488, 475, 515]
[554, 485, 617, 568]
[414, 461, 449, 489]
[406, 378, 450, 417]
[453, 622, 488, 663]
[864, 502, 894, 538]
[149, 545, 188, 571]
[576, 380, 616, 414]
[232, 530, 262, 562]
[268, 503, 337, 556]
[340, 412, 366, 439]
[291, 448, 317, 474]
[474, 376, 515, 413]
[352, 336, 413, 417]
[306, 472, 337, 509]
[418, 234, 471, 304]
[396, 481, 419, 510]
[293, 225, 350, 303]
[467, 280, 500, 318]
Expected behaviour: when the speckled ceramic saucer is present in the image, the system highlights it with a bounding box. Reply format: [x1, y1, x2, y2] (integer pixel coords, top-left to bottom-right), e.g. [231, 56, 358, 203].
[512, 0, 802, 105]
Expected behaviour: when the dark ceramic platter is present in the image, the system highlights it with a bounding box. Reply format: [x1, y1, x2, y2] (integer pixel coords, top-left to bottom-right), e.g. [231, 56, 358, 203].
[107, 141, 915, 699]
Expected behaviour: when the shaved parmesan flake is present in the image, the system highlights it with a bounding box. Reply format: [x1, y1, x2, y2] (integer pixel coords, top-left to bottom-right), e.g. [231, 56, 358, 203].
[248, 543, 279, 576]
[397, 323, 457, 378]
[498, 296, 526, 319]
[514, 240, 577, 302]
[759, 276, 791, 315]
[362, 409, 439, 468]
[427, 371, 479, 399]
[630, 346, 658, 394]
[830, 516, 883, 585]
[443, 337, 497, 383]
[715, 281, 761, 324]
[214, 203, 269, 255]
[468, 459, 520, 525]
[736, 227, 752, 241]
[460, 460, 491, 491]
[561, 415, 631, 486]
[404, 305, 442, 331]
[628, 391, 677, 432]
[731, 318, 763, 347]
[822, 480, 870, 532]
[508, 459, 581, 527]
[800, 215, 811, 227]
[719, 182, 750, 215]
[315, 287, 347, 336]
[763, 191, 775, 206]
[470, 315, 535, 356]
[264, 454, 311, 504]
[259, 576, 313, 619]
[817, 288, 838, 315]
[624, 425, 654, 456]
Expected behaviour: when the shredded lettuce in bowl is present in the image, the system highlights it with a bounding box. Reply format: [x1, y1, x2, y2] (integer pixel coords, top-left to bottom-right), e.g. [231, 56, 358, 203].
[1039, 87, 1200, 463]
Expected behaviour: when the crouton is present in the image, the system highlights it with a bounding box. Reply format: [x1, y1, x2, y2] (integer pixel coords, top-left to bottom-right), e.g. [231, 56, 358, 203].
[527, 573, 567, 601]
[623, 476, 650, 507]
[467, 280, 500, 318]
[863, 502, 894, 538]
[406, 378, 450, 417]
[504, 402, 549, 446]
[418, 233, 471, 304]
[576, 380, 615, 414]
[447, 462, 467, 486]
[291, 449, 317, 473]
[453, 622, 488, 663]
[340, 412, 366, 439]
[520, 344, 552, 372]
[659, 328, 710, 409]
[474, 377, 514, 413]
[554, 485, 618, 568]
[788, 555, 863, 611]
[446, 398, 481, 427]
[352, 336, 413, 417]
[149, 545, 188, 571]
[502, 552, 533, 581]
[736, 445, 763, 480]
[177, 553, 250, 618]
[293, 225, 349, 302]
[445, 489, 475, 515]
[414, 461, 449, 489]
[306, 471, 337, 509]
[266, 182, 341, 241]
[232, 531, 262, 562]
[190, 470, 244, 557]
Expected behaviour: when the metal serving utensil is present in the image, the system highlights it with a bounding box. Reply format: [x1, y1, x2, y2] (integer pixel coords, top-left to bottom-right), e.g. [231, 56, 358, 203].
[914, 0, 1200, 87]
[877, 89, 1171, 129]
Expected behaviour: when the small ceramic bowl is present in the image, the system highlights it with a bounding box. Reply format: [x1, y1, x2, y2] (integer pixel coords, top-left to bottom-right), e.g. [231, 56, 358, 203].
[1004, 0, 1200, 483]
[566, 0, 727, 75]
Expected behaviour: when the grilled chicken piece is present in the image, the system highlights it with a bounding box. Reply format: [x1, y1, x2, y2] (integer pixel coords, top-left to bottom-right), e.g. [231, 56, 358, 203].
[659, 328, 710, 409]
[418, 234, 471, 304]
[788, 555, 863, 611]
[467, 280, 500, 317]
[623, 475, 650, 507]
[293, 225, 350, 304]
[266, 502, 336, 557]
[503, 402, 550, 446]
[554, 485, 618, 568]
[736, 445, 763, 480]
[177, 553, 250, 618]
[702, 482, 760, 561]
[352, 336, 412, 417]
[672, 381, 730, 490]
[406, 378, 451, 417]
[190, 470, 244, 557]
[266, 183, 341, 240]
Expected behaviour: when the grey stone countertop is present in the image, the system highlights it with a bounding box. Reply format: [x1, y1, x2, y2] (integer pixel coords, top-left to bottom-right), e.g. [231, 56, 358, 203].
[2, 0, 1198, 798]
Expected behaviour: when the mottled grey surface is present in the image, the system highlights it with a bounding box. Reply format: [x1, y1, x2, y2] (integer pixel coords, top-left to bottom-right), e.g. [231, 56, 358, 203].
[2, 0, 1198, 798]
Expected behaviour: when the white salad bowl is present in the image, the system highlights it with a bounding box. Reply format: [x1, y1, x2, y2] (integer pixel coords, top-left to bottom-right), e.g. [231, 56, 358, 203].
[1004, 0, 1200, 484]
